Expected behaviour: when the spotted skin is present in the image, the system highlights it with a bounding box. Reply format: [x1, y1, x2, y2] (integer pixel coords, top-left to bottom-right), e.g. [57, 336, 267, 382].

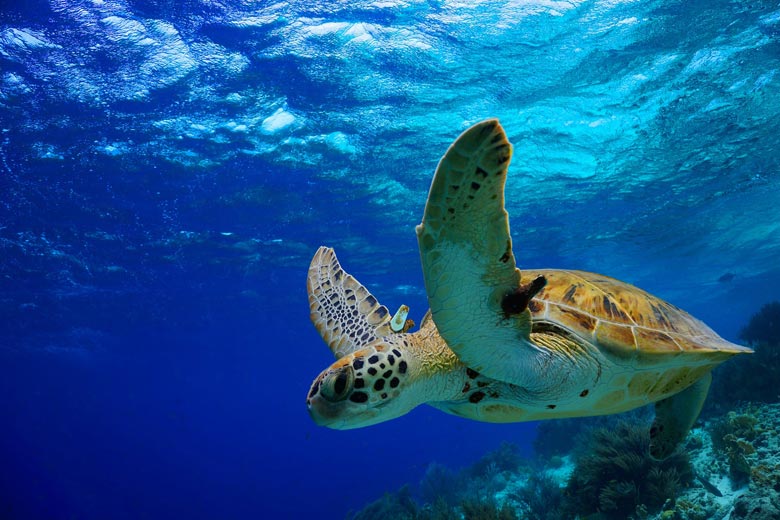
[306, 333, 422, 429]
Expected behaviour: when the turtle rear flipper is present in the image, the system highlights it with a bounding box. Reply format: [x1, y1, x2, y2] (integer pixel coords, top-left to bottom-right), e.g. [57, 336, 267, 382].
[308, 247, 397, 358]
[416, 119, 537, 384]
[650, 371, 712, 460]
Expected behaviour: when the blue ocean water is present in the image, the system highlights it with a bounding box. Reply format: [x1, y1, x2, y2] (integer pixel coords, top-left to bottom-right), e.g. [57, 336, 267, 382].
[1, 0, 779, 518]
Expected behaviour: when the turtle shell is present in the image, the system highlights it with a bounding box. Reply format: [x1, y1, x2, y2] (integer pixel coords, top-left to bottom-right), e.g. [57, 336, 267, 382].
[524, 269, 751, 363]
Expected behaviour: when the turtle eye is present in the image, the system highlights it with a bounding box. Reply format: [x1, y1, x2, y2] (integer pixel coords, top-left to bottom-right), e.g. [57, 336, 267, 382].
[320, 366, 354, 402]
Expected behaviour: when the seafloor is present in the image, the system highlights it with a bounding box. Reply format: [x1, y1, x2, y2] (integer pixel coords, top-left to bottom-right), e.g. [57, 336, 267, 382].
[348, 302, 780, 520]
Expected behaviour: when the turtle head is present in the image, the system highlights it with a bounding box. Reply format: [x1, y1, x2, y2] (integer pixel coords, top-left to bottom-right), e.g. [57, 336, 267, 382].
[307, 339, 420, 429]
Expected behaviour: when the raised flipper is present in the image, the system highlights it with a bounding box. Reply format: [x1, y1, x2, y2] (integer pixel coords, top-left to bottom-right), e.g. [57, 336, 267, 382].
[415, 119, 542, 384]
[307, 246, 396, 358]
[650, 371, 712, 460]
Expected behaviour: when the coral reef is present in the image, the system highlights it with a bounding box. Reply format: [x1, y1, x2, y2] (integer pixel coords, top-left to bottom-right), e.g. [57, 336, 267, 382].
[710, 411, 760, 484]
[348, 484, 418, 520]
[511, 472, 563, 520]
[350, 403, 780, 520]
[461, 497, 518, 520]
[419, 462, 466, 508]
[740, 301, 780, 346]
[562, 420, 693, 519]
[467, 442, 524, 477]
[706, 301, 780, 414]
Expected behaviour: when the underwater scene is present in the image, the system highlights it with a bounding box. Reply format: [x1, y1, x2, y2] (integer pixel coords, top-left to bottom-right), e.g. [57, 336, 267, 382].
[2, 0, 780, 519]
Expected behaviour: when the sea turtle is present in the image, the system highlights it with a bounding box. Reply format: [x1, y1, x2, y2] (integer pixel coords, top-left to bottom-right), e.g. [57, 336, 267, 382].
[306, 119, 752, 459]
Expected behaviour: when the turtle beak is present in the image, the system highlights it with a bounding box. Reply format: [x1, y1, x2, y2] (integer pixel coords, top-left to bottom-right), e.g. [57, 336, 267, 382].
[307, 371, 385, 429]
[306, 393, 381, 429]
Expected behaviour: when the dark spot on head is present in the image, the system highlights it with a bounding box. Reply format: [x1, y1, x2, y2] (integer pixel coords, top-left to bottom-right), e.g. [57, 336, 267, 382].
[390, 377, 400, 388]
[382, 370, 392, 379]
[353, 358, 364, 370]
[462, 382, 471, 393]
[466, 368, 479, 379]
[580, 389, 589, 397]
[368, 355, 379, 364]
[392, 349, 401, 357]
[476, 167, 488, 178]
[546, 404, 556, 409]
[469, 391, 485, 404]
[387, 355, 395, 365]
[381, 393, 387, 399]
[360, 332, 369, 342]
[398, 361, 408, 374]
[477, 381, 489, 388]
[470, 182, 481, 191]
[354, 378, 365, 389]
[379, 363, 386, 369]
[374, 379, 385, 391]
[447, 207, 455, 214]
[349, 392, 368, 403]
[368, 367, 377, 376]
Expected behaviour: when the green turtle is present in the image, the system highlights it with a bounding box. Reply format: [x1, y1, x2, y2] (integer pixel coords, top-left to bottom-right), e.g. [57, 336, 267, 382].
[306, 119, 751, 459]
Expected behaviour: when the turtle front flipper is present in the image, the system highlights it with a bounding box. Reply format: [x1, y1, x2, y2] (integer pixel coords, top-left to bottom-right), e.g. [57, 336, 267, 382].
[416, 119, 540, 384]
[308, 246, 396, 358]
[650, 371, 712, 460]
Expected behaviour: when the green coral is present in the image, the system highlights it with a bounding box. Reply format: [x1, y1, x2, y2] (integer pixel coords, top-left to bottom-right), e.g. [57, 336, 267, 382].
[419, 462, 466, 507]
[562, 420, 693, 519]
[468, 442, 524, 477]
[349, 485, 419, 520]
[460, 497, 518, 520]
[512, 472, 564, 520]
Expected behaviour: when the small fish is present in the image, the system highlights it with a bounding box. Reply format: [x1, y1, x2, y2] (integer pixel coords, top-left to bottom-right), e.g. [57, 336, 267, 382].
[696, 473, 723, 497]
[718, 272, 736, 283]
